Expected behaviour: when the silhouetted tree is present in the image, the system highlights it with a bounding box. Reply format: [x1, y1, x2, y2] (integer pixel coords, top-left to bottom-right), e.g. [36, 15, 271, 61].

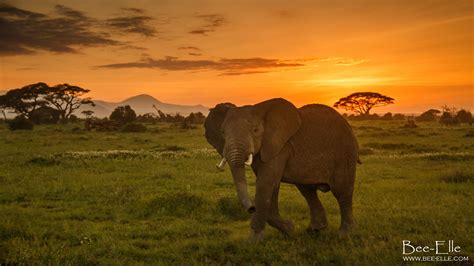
[455, 109, 472, 124]
[0, 96, 7, 120]
[0, 83, 49, 118]
[45, 84, 94, 121]
[30, 106, 61, 124]
[392, 113, 406, 120]
[8, 115, 34, 130]
[137, 113, 158, 123]
[439, 106, 459, 126]
[184, 112, 206, 124]
[382, 112, 393, 120]
[81, 110, 94, 118]
[110, 105, 137, 124]
[334, 92, 394, 115]
[416, 109, 441, 122]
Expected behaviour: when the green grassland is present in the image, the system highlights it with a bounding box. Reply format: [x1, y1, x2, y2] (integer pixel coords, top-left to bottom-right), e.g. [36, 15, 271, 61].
[0, 121, 473, 265]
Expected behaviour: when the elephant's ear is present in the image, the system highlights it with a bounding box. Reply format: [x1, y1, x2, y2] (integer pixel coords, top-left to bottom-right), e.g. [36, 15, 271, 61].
[204, 103, 236, 156]
[254, 98, 302, 162]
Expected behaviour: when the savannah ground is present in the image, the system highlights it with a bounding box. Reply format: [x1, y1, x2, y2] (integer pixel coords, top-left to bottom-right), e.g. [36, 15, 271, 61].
[0, 120, 473, 265]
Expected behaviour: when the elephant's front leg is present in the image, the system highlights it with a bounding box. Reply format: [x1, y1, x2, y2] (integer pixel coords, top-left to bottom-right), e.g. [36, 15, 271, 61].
[267, 183, 294, 235]
[249, 164, 285, 241]
[249, 177, 275, 242]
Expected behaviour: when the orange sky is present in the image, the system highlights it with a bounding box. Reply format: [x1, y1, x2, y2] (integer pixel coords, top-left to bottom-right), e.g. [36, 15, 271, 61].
[0, 0, 472, 113]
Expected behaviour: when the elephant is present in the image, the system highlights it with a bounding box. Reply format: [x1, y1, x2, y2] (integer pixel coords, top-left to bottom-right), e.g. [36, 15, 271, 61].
[204, 98, 359, 241]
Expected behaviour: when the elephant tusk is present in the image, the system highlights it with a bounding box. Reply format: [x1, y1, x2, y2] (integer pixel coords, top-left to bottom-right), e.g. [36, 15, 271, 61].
[216, 157, 227, 170]
[244, 153, 253, 166]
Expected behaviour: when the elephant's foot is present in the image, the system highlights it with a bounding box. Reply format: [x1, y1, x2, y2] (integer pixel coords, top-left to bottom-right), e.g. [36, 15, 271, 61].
[249, 230, 264, 243]
[310, 218, 328, 230]
[338, 221, 353, 238]
[268, 217, 294, 235]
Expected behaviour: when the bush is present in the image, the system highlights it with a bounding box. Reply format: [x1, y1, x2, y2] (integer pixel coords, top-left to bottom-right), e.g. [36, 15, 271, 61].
[455, 109, 472, 124]
[416, 109, 440, 122]
[121, 123, 147, 132]
[439, 112, 459, 126]
[381, 112, 393, 120]
[68, 114, 79, 123]
[7, 116, 33, 131]
[29, 106, 61, 124]
[392, 113, 406, 120]
[110, 105, 137, 125]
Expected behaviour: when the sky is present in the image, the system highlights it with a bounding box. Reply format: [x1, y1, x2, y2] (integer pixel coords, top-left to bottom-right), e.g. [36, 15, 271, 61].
[0, 0, 472, 113]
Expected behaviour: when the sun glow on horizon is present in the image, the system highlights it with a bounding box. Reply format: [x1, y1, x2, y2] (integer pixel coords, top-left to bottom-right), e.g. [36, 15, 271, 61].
[0, 0, 472, 112]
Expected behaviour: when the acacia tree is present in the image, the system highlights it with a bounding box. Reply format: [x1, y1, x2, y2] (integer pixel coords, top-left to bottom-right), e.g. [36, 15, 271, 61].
[0, 83, 49, 118]
[81, 110, 94, 118]
[334, 92, 394, 115]
[45, 84, 95, 121]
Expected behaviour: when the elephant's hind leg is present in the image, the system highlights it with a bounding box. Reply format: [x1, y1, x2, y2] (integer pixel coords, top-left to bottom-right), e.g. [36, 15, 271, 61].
[296, 184, 328, 232]
[333, 193, 353, 235]
[331, 163, 356, 235]
[267, 183, 294, 235]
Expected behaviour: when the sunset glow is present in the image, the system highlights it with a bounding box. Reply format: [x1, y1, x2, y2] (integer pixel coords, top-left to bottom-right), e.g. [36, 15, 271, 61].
[1, 0, 472, 113]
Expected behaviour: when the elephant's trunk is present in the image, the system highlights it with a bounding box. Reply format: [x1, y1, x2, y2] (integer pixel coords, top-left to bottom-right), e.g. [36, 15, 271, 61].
[229, 165, 255, 213]
[225, 143, 255, 213]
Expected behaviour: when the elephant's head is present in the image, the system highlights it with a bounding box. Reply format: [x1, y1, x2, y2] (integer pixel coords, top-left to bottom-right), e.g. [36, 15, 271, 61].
[204, 98, 302, 213]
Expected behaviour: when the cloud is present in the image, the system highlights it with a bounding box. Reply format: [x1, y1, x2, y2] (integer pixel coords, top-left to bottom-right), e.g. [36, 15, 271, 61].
[292, 57, 367, 66]
[0, 4, 158, 56]
[121, 7, 145, 14]
[178, 46, 201, 51]
[97, 56, 303, 75]
[105, 8, 156, 37]
[333, 58, 367, 66]
[188, 52, 202, 56]
[219, 70, 269, 76]
[189, 14, 225, 35]
[0, 4, 119, 55]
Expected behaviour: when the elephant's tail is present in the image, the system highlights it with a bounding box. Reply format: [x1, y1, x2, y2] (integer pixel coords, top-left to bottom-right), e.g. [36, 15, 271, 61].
[357, 158, 362, 164]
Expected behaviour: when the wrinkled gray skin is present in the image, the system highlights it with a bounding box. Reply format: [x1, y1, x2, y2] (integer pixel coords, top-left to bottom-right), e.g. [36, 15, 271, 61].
[204, 98, 358, 241]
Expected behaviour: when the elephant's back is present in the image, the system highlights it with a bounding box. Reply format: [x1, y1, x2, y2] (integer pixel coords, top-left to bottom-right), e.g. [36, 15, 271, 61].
[283, 104, 358, 184]
[297, 104, 355, 143]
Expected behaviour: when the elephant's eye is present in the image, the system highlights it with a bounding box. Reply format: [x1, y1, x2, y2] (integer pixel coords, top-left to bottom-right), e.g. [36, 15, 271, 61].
[253, 127, 259, 133]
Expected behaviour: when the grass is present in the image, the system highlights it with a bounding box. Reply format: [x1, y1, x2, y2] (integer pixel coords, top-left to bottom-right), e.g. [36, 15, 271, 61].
[0, 120, 473, 264]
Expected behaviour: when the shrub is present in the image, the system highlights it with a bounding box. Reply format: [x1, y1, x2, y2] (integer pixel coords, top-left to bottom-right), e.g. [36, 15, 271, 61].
[439, 112, 459, 126]
[29, 106, 61, 124]
[7, 116, 33, 131]
[68, 114, 79, 123]
[392, 113, 406, 120]
[455, 109, 472, 124]
[381, 112, 393, 120]
[110, 105, 136, 125]
[416, 109, 440, 122]
[121, 123, 147, 132]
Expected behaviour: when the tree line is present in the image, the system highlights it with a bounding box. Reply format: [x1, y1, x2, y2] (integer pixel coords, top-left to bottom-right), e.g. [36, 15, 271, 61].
[85, 104, 206, 132]
[0, 82, 94, 123]
[333, 92, 472, 125]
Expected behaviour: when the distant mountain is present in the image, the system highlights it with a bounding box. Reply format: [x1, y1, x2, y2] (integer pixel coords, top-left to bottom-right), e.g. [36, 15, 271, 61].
[77, 94, 209, 118]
